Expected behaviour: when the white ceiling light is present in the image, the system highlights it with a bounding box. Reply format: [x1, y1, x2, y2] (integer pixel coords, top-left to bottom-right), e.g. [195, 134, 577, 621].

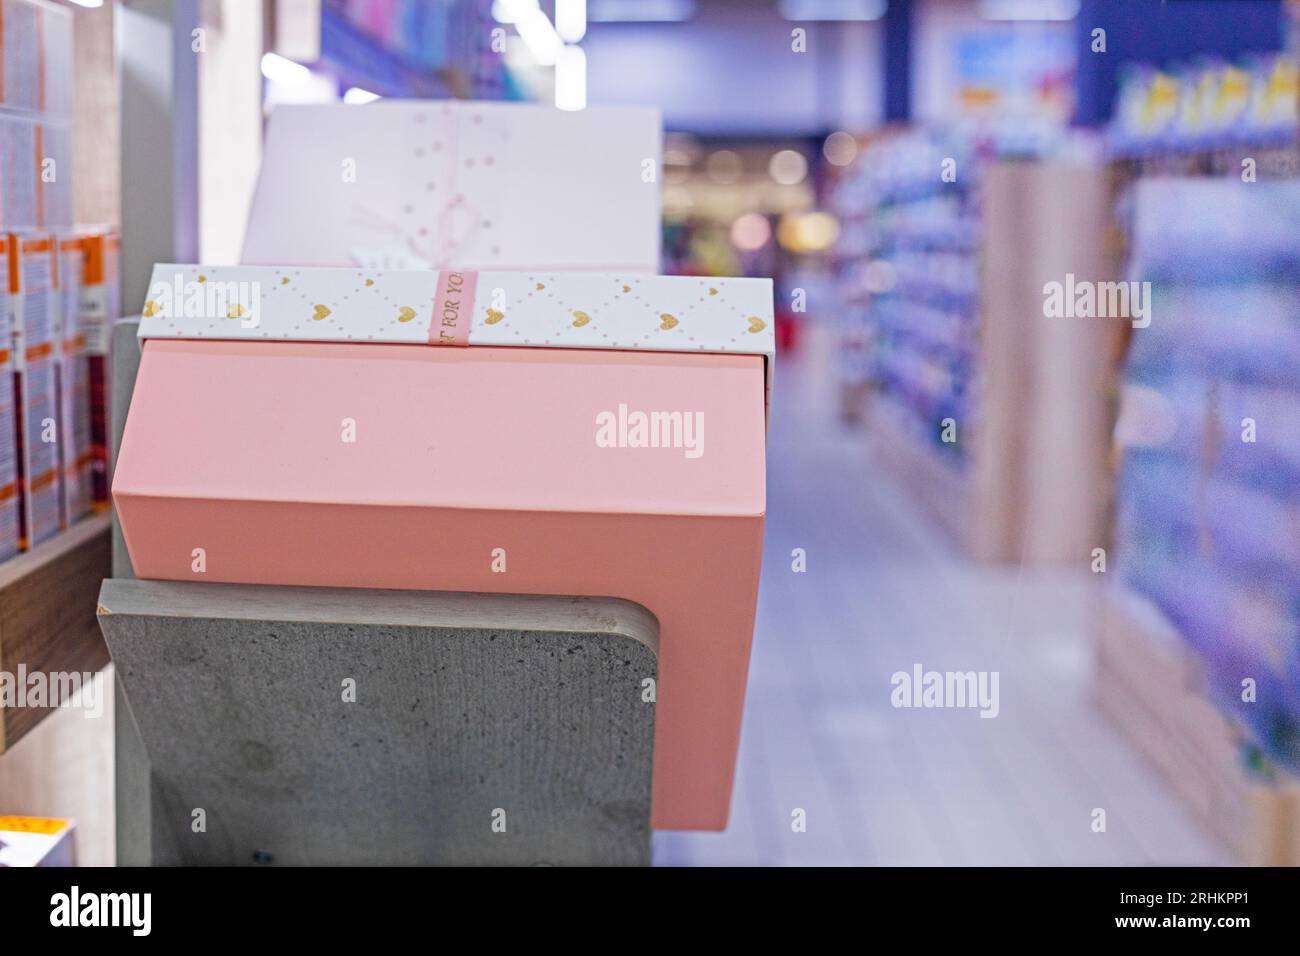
[556, 0, 587, 42]
[978, 0, 1080, 20]
[492, 0, 530, 23]
[555, 45, 587, 111]
[260, 52, 312, 84]
[343, 87, 381, 104]
[514, 5, 564, 65]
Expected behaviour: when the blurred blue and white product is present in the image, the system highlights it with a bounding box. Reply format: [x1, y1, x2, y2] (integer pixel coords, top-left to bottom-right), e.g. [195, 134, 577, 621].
[829, 127, 984, 457]
[1116, 178, 1300, 771]
[1107, 54, 1299, 157]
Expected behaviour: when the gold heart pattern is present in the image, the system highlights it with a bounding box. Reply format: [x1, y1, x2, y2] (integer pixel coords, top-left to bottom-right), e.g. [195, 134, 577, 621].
[139, 271, 771, 358]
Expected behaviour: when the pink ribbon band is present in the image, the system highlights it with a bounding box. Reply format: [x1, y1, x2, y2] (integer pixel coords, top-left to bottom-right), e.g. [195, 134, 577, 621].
[429, 270, 477, 346]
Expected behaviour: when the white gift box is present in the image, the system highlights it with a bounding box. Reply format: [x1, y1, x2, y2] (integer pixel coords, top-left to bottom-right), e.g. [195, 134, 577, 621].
[141, 263, 776, 412]
[241, 101, 663, 273]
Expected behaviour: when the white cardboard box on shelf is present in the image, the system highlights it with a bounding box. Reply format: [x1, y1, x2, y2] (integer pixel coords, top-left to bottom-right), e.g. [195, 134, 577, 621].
[0, 0, 74, 231]
[241, 101, 662, 273]
[8, 233, 64, 549]
[0, 114, 74, 231]
[0, 114, 39, 229]
[0, 815, 75, 866]
[0, 0, 74, 115]
[78, 230, 119, 507]
[0, 240, 17, 561]
[55, 235, 93, 525]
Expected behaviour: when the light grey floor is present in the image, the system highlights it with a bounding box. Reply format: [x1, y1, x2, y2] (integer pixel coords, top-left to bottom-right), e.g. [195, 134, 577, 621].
[653, 326, 1228, 866]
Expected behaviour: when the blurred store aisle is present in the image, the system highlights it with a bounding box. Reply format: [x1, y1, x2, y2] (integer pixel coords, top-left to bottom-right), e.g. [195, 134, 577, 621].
[653, 326, 1228, 866]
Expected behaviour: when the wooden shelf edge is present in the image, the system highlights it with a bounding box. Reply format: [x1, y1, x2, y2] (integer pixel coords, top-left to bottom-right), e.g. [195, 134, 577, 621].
[0, 513, 113, 591]
[0, 512, 114, 753]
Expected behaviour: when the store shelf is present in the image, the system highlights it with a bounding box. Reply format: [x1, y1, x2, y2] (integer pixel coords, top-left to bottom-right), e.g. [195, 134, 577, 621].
[1098, 62, 1300, 857]
[1095, 586, 1300, 866]
[835, 135, 1119, 565]
[0, 513, 112, 753]
[830, 130, 979, 458]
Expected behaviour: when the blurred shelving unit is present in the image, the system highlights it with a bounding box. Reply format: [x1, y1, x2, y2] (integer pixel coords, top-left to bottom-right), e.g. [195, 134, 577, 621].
[1095, 52, 1300, 865]
[0, 0, 117, 740]
[829, 128, 1117, 564]
[316, 0, 510, 100]
[0, 0, 119, 867]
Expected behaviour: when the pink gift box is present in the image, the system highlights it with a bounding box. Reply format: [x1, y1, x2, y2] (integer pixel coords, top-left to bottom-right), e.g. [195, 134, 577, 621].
[114, 339, 766, 830]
